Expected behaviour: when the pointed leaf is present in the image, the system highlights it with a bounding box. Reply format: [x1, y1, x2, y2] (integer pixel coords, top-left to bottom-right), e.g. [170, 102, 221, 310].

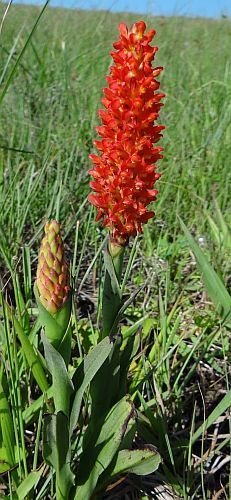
[23, 387, 53, 425]
[42, 333, 73, 416]
[0, 381, 15, 467]
[112, 285, 145, 331]
[180, 218, 231, 322]
[16, 466, 45, 499]
[192, 389, 231, 444]
[95, 446, 161, 497]
[102, 246, 124, 337]
[43, 412, 74, 499]
[1, 299, 49, 394]
[0, 447, 11, 474]
[103, 248, 122, 299]
[74, 396, 135, 500]
[35, 285, 71, 349]
[111, 446, 161, 476]
[214, 198, 231, 249]
[70, 336, 113, 433]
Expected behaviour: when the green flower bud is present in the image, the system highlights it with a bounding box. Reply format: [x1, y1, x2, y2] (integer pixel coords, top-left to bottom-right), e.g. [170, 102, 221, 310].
[36, 220, 69, 314]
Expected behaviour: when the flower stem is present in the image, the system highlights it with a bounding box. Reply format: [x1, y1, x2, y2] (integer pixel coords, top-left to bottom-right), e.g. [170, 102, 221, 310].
[102, 241, 124, 339]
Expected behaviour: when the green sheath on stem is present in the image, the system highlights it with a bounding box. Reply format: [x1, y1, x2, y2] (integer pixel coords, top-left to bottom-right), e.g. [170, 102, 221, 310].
[35, 284, 72, 366]
[83, 239, 125, 456]
[35, 220, 72, 366]
[102, 239, 124, 339]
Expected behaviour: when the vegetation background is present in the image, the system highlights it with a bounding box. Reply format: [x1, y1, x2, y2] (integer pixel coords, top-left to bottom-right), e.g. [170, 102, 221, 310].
[0, 3, 230, 498]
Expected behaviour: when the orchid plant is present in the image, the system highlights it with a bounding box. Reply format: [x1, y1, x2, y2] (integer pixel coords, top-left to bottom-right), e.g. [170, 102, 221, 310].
[1, 12, 230, 500]
[0, 21, 165, 500]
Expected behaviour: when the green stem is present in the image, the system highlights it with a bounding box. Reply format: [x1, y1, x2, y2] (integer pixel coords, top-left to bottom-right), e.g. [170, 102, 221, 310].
[80, 243, 124, 457]
[80, 241, 125, 460]
[102, 244, 124, 339]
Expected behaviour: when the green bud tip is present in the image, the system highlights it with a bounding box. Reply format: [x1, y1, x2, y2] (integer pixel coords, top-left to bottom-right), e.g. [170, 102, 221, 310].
[36, 220, 69, 314]
[108, 234, 127, 258]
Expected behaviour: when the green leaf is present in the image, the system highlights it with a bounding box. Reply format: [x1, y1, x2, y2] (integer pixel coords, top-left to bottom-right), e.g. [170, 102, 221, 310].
[103, 247, 122, 299]
[95, 446, 161, 498]
[102, 246, 124, 337]
[16, 466, 45, 500]
[42, 333, 73, 416]
[23, 387, 53, 425]
[121, 315, 149, 340]
[192, 389, 231, 445]
[43, 412, 74, 500]
[74, 396, 135, 500]
[0, 381, 15, 468]
[180, 218, 231, 322]
[86, 341, 122, 451]
[113, 446, 161, 475]
[70, 336, 113, 433]
[214, 198, 231, 249]
[22, 245, 32, 301]
[111, 285, 145, 334]
[0, 1, 49, 107]
[118, 332, 140, 399]
[1, 298, 49, 394]
[0, 446, 11, 474]
[35, 285, 71, 354]
[206, 214, 221, 247]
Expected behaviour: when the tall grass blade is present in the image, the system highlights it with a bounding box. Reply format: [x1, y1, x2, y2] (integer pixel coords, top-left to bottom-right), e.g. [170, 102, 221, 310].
[180, 218, 231, 322]
[0, 1, 49, 106]
[192, 389, 231, 444]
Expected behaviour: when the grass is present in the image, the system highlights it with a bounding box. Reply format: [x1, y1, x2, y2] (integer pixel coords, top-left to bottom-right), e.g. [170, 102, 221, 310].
[0, 3, 231, 499]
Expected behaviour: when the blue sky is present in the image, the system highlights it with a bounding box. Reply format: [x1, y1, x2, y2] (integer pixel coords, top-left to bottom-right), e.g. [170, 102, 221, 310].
[13, 0, 231, 17]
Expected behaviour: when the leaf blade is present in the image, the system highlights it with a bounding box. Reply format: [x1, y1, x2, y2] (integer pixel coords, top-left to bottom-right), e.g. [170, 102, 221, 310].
[179, 218, 231, 322]
[70, 336, 113, 433]
[74, 396, 135, 500]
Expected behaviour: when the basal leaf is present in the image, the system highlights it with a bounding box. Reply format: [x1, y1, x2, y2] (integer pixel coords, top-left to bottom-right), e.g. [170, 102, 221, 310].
[42, 333, 73, 416]
[112, 446, 161, 476]
[70, 336, 113, 433]
[74, 396, 135, 500]
[43, 412, 74, 499]
[16, 466, 45, 500]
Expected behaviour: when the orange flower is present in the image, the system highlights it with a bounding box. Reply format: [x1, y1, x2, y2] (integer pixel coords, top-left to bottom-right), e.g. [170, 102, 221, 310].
[88, 21, 164, 243]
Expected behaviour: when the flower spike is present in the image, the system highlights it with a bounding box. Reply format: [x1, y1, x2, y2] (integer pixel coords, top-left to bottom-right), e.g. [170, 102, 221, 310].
[36, 220, 69, 314]
[88, 21, 165, 244]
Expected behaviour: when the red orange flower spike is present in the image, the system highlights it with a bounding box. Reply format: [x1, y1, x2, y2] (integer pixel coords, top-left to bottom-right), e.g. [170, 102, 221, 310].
[88, 21, 165, 244]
